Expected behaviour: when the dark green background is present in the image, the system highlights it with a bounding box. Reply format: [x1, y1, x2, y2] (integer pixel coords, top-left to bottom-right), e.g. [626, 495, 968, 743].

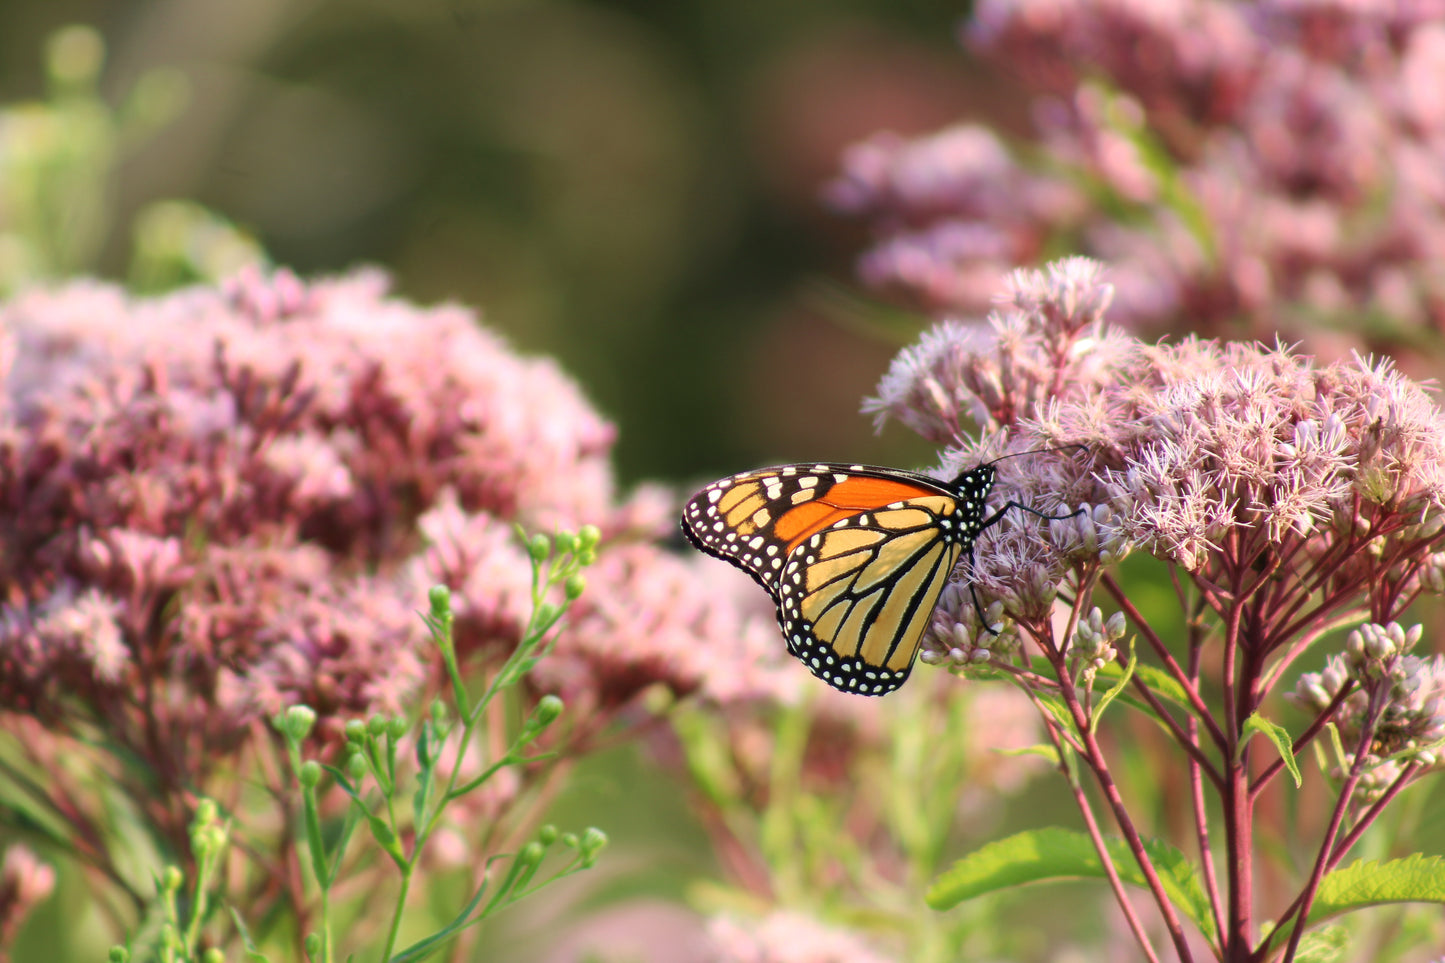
[0, 0, 1015, 488]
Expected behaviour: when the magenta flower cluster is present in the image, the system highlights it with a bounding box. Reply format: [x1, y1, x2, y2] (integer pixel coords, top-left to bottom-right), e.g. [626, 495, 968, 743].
[0, 268, 787, 858]
[867, 255, 1445, 959]
[829, 1, 1445, 344]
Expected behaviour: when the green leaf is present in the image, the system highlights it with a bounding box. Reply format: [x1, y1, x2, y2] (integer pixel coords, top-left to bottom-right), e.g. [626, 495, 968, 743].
[1031, 693, 1075, 732]
[992, 744, 1061, 767]
[1090, 639, 1136, 735]
[228, 906, 270, 963]
[1326, 722, 1347, 769]
[1312, 855, 1445, 920]
[1291, 925, 1350, 963]
[1257, 855, 1445, 955]
[1241, 712, 1302, 788]
[1093, 660, 1194, 713]
[927, 826, 1215, 937]
[389, 877, 491, 963]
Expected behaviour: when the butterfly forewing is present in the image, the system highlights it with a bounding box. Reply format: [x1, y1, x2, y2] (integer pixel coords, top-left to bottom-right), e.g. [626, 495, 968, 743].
[682, 463, 998, 695]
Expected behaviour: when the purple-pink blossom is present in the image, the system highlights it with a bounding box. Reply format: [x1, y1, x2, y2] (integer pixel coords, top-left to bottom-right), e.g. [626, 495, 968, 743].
[830, 1, 1445, 345]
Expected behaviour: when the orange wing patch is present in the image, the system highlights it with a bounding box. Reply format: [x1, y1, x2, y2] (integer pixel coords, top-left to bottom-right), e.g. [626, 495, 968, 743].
[773, 476, 938, 553]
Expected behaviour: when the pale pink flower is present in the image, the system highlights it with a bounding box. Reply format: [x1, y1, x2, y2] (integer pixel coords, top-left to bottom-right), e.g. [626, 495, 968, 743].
[869, 259, 1445, 687]
[0, 845, 55, 951]
[705, 910, 896, 963]
[0, 267, 784, 894]
[832, 0, 1445, 345]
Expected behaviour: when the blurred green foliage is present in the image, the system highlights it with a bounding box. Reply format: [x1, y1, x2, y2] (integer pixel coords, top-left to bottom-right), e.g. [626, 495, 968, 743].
[0, 0, 978, 485]
[0, 23, 262, 295]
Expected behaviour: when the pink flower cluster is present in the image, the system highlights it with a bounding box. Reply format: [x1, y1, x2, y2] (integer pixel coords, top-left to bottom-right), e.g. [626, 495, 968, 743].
[829, 1, 1445, 344]
[869, 261, 1445, 771]
[704, 910, 895, 963]
[0, 268, 785, 786]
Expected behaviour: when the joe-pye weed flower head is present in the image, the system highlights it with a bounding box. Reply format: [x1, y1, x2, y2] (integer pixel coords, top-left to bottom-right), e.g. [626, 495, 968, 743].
[0, 267, 787, 937]
[869, 255, 1445, 961]
[830, 0, 1445, 351]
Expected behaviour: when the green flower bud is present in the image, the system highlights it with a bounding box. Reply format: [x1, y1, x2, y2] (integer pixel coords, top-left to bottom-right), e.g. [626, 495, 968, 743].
[537, 824, 559, 845]
[300, 760, 323, 788]
[367, 713, 388, 736]
[518, 841, 544, 867]
[108, 947, 130, 963]
[576, 548, 597, 567]
[387, 716, 409, 740]
[190, 824, 217, 860]
[162, 865, 184, 892]
[345, 718, 367, 743]
[529, 533, 551, 562]
[579, 827, 608, 865]
[578, 525, 601, 550]
[305, 932, 323, 959]
[554, 531, 578, 555]
[347, 751, 368, 781]
[429, 584, 452, 618]
[202, 948, 224, 963]
[193, 798, 219, 827]
[564, 574, 587, 600]
[284, 705, 317, 742]
[533, 695, 564, 728]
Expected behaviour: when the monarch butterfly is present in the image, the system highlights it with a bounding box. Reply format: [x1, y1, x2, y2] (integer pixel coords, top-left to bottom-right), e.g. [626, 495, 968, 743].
[681, 453, 1081, 695]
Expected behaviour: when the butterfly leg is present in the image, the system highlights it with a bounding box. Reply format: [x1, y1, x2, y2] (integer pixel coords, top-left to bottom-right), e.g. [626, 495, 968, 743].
[970, 502, 1084, 636]
[979, 500, 1084, 529]
[964, 543, 1000, 637]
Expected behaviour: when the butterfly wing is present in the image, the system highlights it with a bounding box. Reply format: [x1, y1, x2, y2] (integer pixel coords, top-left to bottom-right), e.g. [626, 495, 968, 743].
[682, 464, 978, 695]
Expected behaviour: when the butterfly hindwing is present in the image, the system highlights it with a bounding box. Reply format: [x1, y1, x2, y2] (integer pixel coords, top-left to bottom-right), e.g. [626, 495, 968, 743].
[682, 463, 998, 696]
[776, 495, 966, 694]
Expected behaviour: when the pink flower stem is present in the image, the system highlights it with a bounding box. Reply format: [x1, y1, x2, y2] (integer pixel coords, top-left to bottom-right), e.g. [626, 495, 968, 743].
[1249, 682, 1357, 798]
[1278, 693, 1384, 963]
[1045, 643, 1197, 963]
[1325, 762, 1419, 871]
[1102, 572, 1228, 751]
[1186, 639, 1226, 949]
[1023, 686, 1163, 963]
[1219, 590, 1255, 962]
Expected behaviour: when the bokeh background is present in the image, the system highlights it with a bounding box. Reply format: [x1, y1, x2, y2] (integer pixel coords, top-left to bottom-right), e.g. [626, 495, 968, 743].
[0, 0, 1007, 490]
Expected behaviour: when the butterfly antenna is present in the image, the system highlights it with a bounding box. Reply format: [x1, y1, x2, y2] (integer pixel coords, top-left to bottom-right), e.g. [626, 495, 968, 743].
[982, 443, 1089, 468]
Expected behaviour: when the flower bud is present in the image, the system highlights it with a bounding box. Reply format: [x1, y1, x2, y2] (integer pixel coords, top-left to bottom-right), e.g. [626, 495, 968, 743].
[428, 584, 452, 618]
[528, 533, 551, 562]
[300, 760, 322, 788]
[194, 798, 219, 827]
[532, 695, 564, 728]
[283, 705, 317, 742]
[518, 841, 544, 868]
[579, 827, 608, 865]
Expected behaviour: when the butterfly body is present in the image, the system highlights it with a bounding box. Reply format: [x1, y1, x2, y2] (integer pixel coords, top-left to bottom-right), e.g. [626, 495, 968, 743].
[682, 463, 997, 695]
